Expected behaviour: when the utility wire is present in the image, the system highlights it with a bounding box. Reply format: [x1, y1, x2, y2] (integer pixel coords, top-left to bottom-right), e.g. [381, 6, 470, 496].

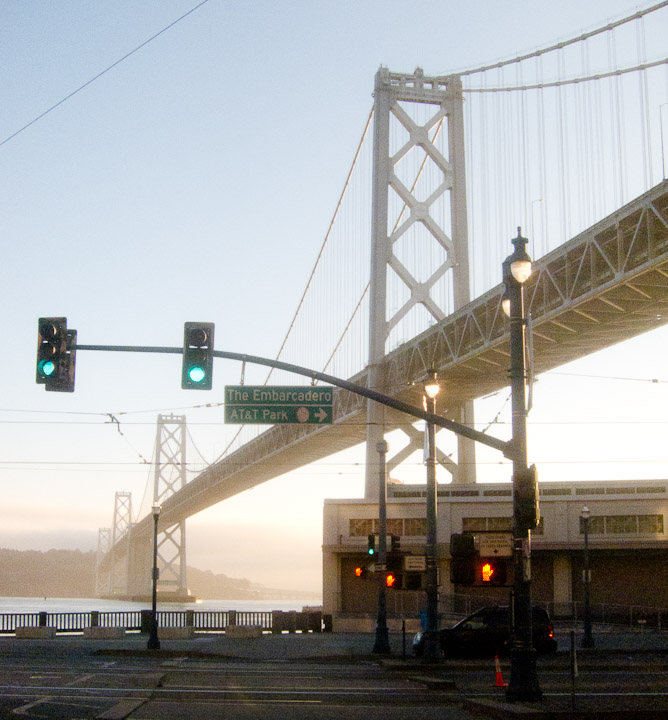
[0, 0, 211, 149]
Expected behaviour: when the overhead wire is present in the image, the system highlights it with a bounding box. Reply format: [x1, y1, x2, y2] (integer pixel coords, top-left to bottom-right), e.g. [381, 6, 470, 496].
[0, 0, 211, 149]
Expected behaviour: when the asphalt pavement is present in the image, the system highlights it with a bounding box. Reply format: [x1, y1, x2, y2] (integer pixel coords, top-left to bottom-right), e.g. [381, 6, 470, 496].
[1, 625, 668, 718]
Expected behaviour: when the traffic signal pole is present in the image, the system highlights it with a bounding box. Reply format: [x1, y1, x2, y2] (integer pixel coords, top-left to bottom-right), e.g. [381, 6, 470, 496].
[372, 440, 390, 655]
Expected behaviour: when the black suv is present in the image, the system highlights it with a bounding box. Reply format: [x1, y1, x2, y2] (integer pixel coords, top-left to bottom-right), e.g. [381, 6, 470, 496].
[413, 605, 557, 657]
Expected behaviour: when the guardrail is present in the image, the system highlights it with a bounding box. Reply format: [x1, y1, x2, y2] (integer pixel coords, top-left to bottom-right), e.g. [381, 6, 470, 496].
[0, 608, 323, 635]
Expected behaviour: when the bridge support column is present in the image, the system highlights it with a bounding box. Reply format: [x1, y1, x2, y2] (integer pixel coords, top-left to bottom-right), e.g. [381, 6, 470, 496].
[150, 414, 190, 598]
[453, 400, 476, 484]
[365, 68, 473, 497]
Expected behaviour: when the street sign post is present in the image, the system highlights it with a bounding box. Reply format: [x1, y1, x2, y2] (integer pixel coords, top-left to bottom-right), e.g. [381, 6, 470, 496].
[224, 385, 333, 425]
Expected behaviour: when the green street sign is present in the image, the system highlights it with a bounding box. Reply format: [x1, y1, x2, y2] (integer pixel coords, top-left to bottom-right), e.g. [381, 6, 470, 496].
[224, 385, 333, 425]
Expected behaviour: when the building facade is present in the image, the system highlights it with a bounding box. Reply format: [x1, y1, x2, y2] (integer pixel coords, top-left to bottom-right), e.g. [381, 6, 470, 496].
[323, 480, 668, 632]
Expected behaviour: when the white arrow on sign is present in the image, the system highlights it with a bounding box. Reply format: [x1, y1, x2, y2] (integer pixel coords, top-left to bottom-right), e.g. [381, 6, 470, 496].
[314, 408, 328, 422]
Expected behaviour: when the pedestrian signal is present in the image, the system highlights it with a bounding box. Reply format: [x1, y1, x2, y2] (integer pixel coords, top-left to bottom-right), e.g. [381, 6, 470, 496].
[479, 558, 507, 586]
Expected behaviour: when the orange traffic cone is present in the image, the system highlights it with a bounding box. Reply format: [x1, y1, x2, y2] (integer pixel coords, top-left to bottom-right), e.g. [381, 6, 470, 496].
[494, 655, 508, 687]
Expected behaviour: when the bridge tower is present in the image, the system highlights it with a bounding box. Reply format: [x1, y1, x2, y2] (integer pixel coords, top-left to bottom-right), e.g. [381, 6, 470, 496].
[110, 491, 132, 596]
[149, 413, 189, 597]
[94, 527, 111, 597]
[366, 67, 475, 497]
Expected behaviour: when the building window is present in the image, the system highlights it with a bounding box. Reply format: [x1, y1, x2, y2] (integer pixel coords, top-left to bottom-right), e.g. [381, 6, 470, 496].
[348, 517, 427, 537]
[638, 514, 664, 533]
[387, 519, 403, 536]
[403, 517, 427, 536]
[462, 517, 513, 532]
[349, 519, 376, 537]
[582, 514, 664, 535]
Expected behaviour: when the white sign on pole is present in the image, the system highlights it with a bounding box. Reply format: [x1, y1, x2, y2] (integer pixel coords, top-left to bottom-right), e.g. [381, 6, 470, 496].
[477, 532, 513, 557]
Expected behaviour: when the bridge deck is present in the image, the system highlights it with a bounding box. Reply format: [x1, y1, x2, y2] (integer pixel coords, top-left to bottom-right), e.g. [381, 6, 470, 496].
[131, 181, 668, 537]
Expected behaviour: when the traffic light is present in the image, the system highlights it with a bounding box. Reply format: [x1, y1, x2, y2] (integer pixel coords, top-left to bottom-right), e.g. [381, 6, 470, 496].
[450, 533, 476, 585]
[367, 534, 376, 556]
[385, 572, 398, 588]
[514, 465, 540, 529]
[478, 558, 508, 586]
[182, 322, 214, 390]
[36, 317, 76, 392]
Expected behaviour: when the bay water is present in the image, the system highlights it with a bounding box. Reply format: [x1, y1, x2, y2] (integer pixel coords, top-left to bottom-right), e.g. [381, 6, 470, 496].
[0, 597, 316, 615]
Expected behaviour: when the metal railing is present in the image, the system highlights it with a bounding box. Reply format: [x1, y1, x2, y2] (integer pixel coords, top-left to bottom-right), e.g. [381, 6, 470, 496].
[0, 608, 317, 634]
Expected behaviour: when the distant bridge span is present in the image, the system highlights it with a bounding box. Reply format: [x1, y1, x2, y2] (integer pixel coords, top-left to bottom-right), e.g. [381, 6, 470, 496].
[124, 180, 668, 543]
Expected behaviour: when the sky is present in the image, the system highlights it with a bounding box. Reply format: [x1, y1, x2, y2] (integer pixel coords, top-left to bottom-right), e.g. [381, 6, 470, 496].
[1, 0, 667, 596]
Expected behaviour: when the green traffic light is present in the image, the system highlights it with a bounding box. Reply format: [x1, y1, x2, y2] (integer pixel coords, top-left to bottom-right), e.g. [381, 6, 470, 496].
[187, 366, 206, 384]
[38, 359, 56, 377]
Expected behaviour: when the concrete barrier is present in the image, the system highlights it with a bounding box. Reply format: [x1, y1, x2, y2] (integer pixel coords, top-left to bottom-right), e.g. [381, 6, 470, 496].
[158, 627, 196, 640]
[83, 627, 125, 639]
[226, 625, 262, 638]
[16, 627, 56, 639]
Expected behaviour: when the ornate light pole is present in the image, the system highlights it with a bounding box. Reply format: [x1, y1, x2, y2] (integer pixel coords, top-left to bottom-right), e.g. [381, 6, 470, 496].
[372, 439, 391, 654]
[581, 506, 595, 648]
[503, 229, 542, 702]
[422, 369, 441, 662]
[147, 502, 161, 650]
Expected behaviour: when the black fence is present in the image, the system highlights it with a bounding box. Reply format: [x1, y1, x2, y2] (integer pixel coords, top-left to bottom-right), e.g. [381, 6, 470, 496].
[0, 608, 324, 635]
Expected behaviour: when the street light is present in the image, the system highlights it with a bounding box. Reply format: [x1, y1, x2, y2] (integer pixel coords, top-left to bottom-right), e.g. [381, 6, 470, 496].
[372, 440, 391, 654]
[581, 506, 595, 648]
[422, 369, 440, 662]
[147, 502, 161, 650]
[503, 228, 542, 703]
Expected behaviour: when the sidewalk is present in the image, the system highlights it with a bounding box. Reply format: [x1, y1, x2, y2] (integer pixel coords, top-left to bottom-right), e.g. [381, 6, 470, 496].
[3, 625, 668, 661]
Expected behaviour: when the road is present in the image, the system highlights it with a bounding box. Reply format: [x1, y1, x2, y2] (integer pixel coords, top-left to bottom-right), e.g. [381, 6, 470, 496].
[0, 645, 477, 719]
[2, 632, 668, 718]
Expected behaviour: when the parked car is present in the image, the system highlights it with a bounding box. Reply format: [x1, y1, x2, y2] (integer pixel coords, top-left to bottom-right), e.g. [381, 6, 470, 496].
[413, 605, 558, 657]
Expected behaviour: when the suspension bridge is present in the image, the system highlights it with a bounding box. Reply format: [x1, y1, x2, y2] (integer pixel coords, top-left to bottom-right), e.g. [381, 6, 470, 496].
[96, 2, 668, 599]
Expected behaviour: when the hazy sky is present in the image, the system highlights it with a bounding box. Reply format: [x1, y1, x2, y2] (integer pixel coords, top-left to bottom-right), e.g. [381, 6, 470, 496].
[2, 0, 666, 595]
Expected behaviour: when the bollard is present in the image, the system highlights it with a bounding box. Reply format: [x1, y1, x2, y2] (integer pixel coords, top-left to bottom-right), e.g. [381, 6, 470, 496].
[38, 612, 48, 628]
[271, 611, 284, 634]
[90, 611, 99, 628]
[228, 610, 237, 628]
[402, 619, 406, 660]
[185, 610, 194, 628]
[140, 609, 153, 634]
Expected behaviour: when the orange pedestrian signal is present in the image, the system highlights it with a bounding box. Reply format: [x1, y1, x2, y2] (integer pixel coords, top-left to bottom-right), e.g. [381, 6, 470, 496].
[481, 562, 495, 583]
[355, 566, 363, 578]
[385, 572, 397, 588]
[478, 559, 507, 586]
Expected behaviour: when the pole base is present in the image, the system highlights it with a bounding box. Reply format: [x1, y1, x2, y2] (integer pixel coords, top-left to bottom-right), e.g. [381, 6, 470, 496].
[421, 630, 441, 663]
[372, 626, 391, 654]
[505, 646, 542, 703]
[581, 634, 595, 649]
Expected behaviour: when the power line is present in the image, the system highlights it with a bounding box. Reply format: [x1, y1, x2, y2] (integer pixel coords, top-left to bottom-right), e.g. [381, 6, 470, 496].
[0, 0, 211, 149]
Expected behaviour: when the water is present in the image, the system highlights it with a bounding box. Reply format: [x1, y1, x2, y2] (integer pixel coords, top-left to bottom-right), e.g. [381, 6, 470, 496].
[0, 597, 316, 615]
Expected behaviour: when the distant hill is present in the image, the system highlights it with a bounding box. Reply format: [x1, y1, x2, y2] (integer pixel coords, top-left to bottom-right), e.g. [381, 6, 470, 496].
[0, 548, 319, 601]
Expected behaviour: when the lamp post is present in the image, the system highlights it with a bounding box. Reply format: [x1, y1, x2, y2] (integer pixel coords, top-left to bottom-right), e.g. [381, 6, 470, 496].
[581, 506, 595, 648]
[147, 502, 161, 650]
[372, 440, 391, 654]
[503, 229, 542, 702]
[422, 369, 441, 662]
